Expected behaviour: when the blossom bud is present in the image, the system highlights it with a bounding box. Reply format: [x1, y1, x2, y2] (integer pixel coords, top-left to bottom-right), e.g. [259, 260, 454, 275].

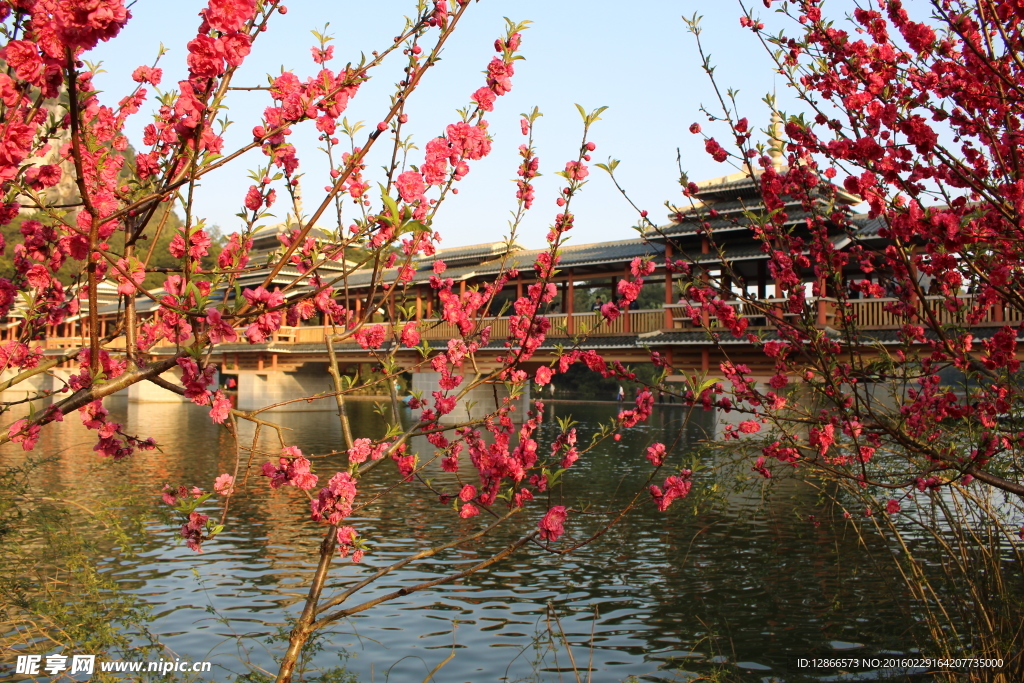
[377, 122, 388, 131]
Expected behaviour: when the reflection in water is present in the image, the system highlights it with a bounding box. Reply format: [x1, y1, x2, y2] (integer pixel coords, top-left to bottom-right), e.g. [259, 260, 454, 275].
[1, 398, 931, 682]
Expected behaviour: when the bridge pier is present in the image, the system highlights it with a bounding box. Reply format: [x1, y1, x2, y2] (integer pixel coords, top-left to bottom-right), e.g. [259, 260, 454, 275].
[236, 365, 336, 411]
[0, 369, 52, 402]
[410, 371, 531, 423]
[128, 367, 189, 403]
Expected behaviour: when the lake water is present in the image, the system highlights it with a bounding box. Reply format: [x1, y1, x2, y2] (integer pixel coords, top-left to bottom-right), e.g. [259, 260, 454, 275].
[2, 398, 935, 682]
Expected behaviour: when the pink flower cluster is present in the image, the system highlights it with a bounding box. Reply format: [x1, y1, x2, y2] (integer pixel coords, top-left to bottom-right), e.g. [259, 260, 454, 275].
[649, 472, 692, 512]
[347, 437, 387, 464]
[538, 505, 567, 542]
[262, 446, 319, 490]
[311, 471, 358, 525]
[241, 286, 285, 343]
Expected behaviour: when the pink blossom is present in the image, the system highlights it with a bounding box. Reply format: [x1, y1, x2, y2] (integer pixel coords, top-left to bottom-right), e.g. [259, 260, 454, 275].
[209, 389, 232, 424]
[395, 171, 426, 203]
[564, 160, 588, 181]
[472, 86, 496, 112]
[262, 447, 318, 490]
[534, 366, 553, 386]
[650, 471, 692, 511]
[630, 257, 655, 277]
[347, 437, 386, 464]
[336, 525, 363, 561]
[181, 511, 209, 552]
[244, 185, 262, 211]
[645, 442, 667, 466]
[401, 322, 420, 347]
[354, 324, 386, 349]
[8, 418, 40, 451]
[738, 420, 761, 434]
[214, 473, 235, 495]
[201, 0, 256, 34]
[53, 0, 131, 50]
[538, 505, 567, 541]
[205, 308, 238, 344]
[459, 502, 479, 518]
[132, 65, 162, 85]
[311, 471, 358, 525]
[600, 301, 620, 322]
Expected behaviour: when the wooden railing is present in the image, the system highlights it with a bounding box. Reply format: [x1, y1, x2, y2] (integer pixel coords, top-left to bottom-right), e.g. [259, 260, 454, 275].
[663, 298, 831, 329]
[270, 308, 666, 346]
[664, 295, 1024, 331]
[29, 297, 1024, 351]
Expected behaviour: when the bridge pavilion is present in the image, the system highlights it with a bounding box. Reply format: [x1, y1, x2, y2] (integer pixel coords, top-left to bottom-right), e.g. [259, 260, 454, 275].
[4, 169, 1016, 410]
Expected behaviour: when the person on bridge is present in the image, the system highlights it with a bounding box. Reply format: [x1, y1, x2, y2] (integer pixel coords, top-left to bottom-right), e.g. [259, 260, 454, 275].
[616, 385, 624, 402]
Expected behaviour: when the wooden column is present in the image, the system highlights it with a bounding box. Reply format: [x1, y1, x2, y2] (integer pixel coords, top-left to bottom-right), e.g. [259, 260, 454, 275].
[816, 275, 828, 327]
[566, 270, 575, 335]
[757, 259, 767, 299]
[257, 353, 264, 371]
[516, 275, 523, 300]
[415, 287, 423, 321]
[664, 242, 674, 329]
[907, 246, 920, 323]
[621, 269, 631, 333]
[701, 347, 710, 372]
[271, 353, 278, 370]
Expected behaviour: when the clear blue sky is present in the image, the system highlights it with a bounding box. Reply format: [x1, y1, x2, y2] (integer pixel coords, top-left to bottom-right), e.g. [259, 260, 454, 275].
[89, 0, 798, 249]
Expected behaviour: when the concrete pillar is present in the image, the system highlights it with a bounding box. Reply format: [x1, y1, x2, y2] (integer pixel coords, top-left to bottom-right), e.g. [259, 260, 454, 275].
[236, 367, 336, 411]
[411, 371, 531, 423]
[127, 367, 188, 403]
[0, 369, 52, 402]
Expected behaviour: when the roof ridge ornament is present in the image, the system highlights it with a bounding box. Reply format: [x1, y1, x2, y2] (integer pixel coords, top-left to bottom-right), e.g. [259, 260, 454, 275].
[769, 110, 786, 171]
